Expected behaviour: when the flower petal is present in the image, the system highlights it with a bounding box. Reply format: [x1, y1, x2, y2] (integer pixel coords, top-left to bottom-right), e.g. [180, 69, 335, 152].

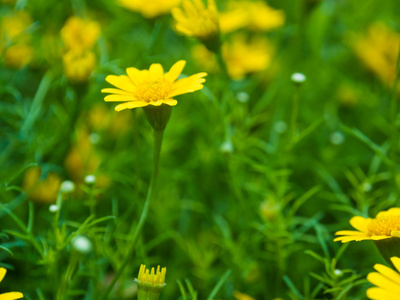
[126, 67, 142, 84]
[0, 292, 24, 300]
[350, 216, 371, 233]
[101, 88, 134, 96]
[104, 95, 137, 102]
[163, 99, 178, 106]
[334, 230, 369, 236]
[366, 287, 400, 300]
[374, 263, 400, 285]
[0, 268, 6, 283]
[105, 75, 136, 93]
[333, 235, 372, 243]
[367, 272, 400, 293]
[115, 101, 149, 111]
[149, 100, 163, 106]
[165, 60, 186, 82]
[149, 63, 164, 79]
[392, 257, 400, 273]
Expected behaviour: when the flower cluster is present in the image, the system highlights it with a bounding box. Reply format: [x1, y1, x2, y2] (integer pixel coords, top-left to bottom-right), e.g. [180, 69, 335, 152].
[61, 16, 100, 82]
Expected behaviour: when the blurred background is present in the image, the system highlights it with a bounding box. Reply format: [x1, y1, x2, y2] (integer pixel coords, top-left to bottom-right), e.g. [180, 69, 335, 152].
[1, 0, 400, 299]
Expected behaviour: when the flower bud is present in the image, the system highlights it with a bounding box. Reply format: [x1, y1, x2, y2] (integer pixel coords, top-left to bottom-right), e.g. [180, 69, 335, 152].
[135, 264, 166, 300]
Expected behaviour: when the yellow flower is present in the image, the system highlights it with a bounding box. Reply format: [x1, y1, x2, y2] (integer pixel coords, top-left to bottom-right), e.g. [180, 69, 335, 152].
[0, 268, 23, 300]
[219, 1, 285, 34]
[101, 60, 207, 111]
[351, 23, 400, 90]
[136, 264, 166, 300]
[4, 44, 33, 68]
[0, 11, 33, 68]
[366, 257, 400, 300]
[334, 208, 400, 243]
[191, 44, 219, 73]
[60, 16, 100, 51]
[63, 49, 96, 82]
[222, 34, 275, 80]
[23, 166, 61, 204]
[119, 0, 181, 18]
[233, 291, 255, 300]
[172, 0, 219, 41]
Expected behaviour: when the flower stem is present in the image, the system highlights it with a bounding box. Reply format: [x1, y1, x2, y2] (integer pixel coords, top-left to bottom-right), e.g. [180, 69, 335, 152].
[289, 85, 300, 148]
[100, 129, 164, 299]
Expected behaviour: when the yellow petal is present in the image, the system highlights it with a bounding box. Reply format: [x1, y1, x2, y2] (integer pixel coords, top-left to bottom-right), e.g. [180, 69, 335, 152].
[163, 99, 178, 106]
[104, 95, 137, 102]
[148, 100, 163, 106]
[149, 63, 164, 79]
[115, 101, 149, 111]
[171, 8, 188, 23]
[193, 0, 205, 11]
[334, 230, 369, 236]
[170, 84, 204, 97]
[333, 236, 372, 243]
[367, 272, 400, 293]
[0, 268, 6, 283]
[371, 236, 392, 240]
[182, 0, 198, 17]
[392, 257, 400, 273]
[391, 230, 400, 238]
[366, 287, 400, 300]
[105, 75, 136, 93]
[350, 216, 371, 233]
[126, 67, 142, 83]
[165, 60, 186, 82]
[0, 292, 24, 300]
[101, 88, 133, 96]
[374, 263, 400, 285]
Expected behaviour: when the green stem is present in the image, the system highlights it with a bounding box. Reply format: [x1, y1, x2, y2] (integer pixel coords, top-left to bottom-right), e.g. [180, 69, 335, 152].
[390, 42, 400, 195]
[100, 129, 164, 300]
[289, 85, 300, 148]
[56, 253, 80, 300]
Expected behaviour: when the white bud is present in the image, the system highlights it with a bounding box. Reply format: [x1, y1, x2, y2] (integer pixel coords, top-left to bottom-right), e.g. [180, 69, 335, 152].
[330, 132, 345, 145]
[236, 92, 249, 103]
[334, 269, 342, 276]
[60, 180, 75, 194]
[71, 235, 92, 255]
[49, 204, 59, 213]
[89, 133, 100, 144]
[220, 140, 234, 153]
[84, 175, 96, 185]
[362, 182, 372, 192]
[274, 121, 287, 133]
[291, 72, 306, 84]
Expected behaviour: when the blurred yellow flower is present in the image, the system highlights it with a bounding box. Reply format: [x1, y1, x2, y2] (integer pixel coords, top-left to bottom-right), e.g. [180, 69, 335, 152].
[63, 49, 96, 82]
[60, 16, 100, 51]
[191, 44, 219, 73]
[366, 256, 400, 300]
[119, 0, 181, 18]
[334, 208, 400, 243]
[0, 11, 33, 68]
[172, 0, 219, 43]
[65, 127, 101, 182]
[4, 44, 33, 68]
[23, 167, 61, 204]
[102, 60, 207, 111]
[219, 1, 285, 33]
[233, 291, 255, 300]
[352, 23, 400, 90]
[222, 34, 275, 80]
[0, 268, 23, 300]
[87, 104, 132, 136]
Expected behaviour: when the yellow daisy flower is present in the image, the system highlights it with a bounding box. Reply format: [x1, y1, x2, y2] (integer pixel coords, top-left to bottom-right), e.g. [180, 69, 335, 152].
[118, 0, 181, 18]
[0, 268, 23, 299]
[334, 208, 400, 243]
[171, 0, 219, 41]
[101, 60, 207, 111]
[136, 264, 166, 300]
[366, 257, 400, 300]
[60, 16, 100, 51]
[219, 1, 285, 34]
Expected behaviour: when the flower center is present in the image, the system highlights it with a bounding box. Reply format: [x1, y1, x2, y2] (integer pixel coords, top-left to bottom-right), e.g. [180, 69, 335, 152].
[135, 79, 172, 103]
[368, 214, 400, 236]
